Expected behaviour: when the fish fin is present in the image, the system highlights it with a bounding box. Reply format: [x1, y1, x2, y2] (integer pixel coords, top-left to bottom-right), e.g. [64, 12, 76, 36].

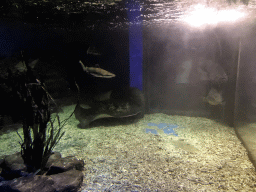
[87, 46, 102, 56]
[92, 114, 113, 121]
[79, 60, 87, 72]
[28, 59, 39, 68]
[90, 73, 115, 78]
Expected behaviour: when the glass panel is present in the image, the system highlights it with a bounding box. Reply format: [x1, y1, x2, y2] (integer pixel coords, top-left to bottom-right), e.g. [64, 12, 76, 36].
[1, 1, 256, 191]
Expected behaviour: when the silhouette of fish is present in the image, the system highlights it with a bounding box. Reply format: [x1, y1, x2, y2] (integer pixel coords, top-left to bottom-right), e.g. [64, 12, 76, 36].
[15, 59, 39, 72]
[74, 87, 145, 128]
[79, 60, 116, 78]
[87, 46, 102, 56]
[203, 88, 224, 106]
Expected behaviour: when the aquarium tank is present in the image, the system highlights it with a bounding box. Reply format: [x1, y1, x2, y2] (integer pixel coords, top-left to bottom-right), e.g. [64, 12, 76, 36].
[0, 0, 256, 191]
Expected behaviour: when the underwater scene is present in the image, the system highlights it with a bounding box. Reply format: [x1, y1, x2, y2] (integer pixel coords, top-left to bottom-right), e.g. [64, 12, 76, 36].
[1, 0, 256, 191]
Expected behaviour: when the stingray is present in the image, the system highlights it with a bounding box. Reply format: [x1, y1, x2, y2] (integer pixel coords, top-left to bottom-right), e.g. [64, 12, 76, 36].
[74, 87, 145, 128]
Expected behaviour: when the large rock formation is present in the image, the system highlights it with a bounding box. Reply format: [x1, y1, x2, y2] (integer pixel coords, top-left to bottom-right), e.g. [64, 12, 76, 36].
[0, 152, 84, 192]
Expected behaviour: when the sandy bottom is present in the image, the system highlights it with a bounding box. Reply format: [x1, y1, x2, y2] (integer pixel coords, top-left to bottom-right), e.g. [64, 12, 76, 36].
[1, 104, 256, 191]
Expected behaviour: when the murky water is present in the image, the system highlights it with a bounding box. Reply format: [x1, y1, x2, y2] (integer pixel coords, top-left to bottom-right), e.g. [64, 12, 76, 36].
[8, 0, 256, 30]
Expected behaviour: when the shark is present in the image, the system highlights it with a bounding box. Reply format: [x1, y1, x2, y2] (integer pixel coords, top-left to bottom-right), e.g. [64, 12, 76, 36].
[79, 60, 116, 78]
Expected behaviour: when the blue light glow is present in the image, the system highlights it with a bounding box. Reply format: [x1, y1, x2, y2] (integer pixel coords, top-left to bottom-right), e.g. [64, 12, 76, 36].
[127, 0, 143, 90]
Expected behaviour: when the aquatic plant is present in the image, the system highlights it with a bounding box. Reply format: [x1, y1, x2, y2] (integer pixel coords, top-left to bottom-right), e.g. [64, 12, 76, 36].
[6, 51, 67, 174]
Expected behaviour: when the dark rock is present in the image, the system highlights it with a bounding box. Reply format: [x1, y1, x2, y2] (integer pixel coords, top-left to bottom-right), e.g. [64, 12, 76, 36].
[0, 169, 83, 192]
[0, 152, 84, 192]
[45, 151, 62, 169]
[4, 152, 26, 171]
[0, 175, 55, 192]
[0, 176, 5, 182]
[46, 156, 84, 175]
[0, 157, 5, 165]
[0, 152, 27, 180]
[51, 169, 84, 192]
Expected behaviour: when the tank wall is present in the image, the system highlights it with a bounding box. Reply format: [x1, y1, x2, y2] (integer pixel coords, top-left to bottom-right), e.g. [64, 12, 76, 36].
[235, 24, 256, 124]
[143, 24, 240, 119]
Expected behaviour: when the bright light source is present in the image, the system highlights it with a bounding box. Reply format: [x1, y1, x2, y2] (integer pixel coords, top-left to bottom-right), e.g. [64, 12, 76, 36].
[181, 4, 246, 27]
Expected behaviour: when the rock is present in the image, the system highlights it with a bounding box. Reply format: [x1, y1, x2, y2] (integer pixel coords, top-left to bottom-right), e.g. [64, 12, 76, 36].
[45, 151, 62, 169]
[0, 152, 84, 192]
[4, 152, 25, 170]
[46, 156, 84, 175]
[0, 152, 27, 180]
[0, 169, 83, 192]
[0, 175, 56, 192]
[51, 169, 84, 192]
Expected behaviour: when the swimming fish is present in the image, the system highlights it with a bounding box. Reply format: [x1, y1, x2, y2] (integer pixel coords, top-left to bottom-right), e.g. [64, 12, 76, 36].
[74, 87, 145, 128]
[203, 88, 224, 106]
[79, 60, 116, 78]
[15, 59, 39, 73]
[87, 46, 102, 56]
